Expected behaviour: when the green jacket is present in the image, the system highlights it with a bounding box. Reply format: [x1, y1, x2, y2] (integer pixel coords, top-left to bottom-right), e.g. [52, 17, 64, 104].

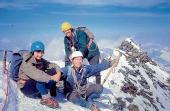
[64, 29, 100, 60]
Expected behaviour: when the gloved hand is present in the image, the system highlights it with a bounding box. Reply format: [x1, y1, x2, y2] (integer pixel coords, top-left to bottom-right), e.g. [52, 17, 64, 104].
[56, 81, 64, 89]
[91, 103, 100, 111]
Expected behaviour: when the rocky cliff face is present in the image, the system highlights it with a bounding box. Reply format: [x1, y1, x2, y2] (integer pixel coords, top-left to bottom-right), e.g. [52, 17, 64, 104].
[101, 38, 170, 111]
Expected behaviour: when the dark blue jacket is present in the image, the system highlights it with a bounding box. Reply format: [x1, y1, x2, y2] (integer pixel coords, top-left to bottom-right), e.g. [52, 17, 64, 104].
[61, 60, 110, 94]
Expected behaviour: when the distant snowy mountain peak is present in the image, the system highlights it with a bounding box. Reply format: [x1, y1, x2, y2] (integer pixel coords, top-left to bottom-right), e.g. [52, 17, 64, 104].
[118, 38, 156, 66]
[124, 38, 140, 50]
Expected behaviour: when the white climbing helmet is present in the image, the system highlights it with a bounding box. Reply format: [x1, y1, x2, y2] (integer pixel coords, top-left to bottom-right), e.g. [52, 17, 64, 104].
[71, 51, 83, 60]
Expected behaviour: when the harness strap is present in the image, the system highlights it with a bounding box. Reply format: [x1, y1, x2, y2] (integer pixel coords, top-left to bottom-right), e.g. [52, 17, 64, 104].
[68, 66, 89, 97]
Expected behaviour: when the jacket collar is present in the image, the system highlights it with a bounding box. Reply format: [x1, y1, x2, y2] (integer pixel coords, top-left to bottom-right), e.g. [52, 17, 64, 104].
[23, 52, 43, 64]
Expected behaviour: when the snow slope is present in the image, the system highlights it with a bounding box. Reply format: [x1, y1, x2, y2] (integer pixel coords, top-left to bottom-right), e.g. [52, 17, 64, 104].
[0, 61, 9, 111]
[0, 61, 113, 111]
[1, 38, 170, 111]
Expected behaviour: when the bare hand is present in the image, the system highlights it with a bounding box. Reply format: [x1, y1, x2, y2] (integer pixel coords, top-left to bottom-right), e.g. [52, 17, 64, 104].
[91, 104, 100, 111]
[51, 71, 61, 82]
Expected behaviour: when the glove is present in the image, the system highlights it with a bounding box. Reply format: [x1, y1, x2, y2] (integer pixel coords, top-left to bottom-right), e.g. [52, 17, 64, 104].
[56, 81, 64, 89]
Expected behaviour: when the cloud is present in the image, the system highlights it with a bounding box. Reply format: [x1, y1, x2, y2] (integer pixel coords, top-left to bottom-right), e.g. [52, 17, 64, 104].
[140, 42, 162, 53]
[160, 49, 170, 63]
[0, 38, 10, 44]
[50, 11, 170, 17]
[1, 0, 170, 9]
[0, 1, 39, 10]
[42, 0, 170, 7]
[165, 66, 170, 72]
[44, 37, 65, 61]
[0, 23, 14, 27]
[138, 41, 170, 72]
[97, 36, 128, 49]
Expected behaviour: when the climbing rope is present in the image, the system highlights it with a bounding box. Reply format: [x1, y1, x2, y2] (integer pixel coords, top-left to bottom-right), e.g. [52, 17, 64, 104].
[1, 50, 13, 111]
[1, 50, 9, 111]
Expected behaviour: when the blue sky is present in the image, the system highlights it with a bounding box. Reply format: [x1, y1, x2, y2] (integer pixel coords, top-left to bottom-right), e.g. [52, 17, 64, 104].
[0, 0, 170, 70]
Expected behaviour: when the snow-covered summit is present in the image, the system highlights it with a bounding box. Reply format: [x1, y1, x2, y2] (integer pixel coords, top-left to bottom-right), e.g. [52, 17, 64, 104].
[125, 38, 140, 51]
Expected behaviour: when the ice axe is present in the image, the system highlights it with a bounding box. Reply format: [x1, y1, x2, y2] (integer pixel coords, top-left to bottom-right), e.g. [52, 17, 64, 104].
[102, 49, 121, 85]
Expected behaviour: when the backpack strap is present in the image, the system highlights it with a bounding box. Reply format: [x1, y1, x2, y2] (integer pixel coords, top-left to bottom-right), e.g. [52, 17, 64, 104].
[68, 65, 84, 85]
[67, 65, 72, 77]
[68, 65, 88, 96]
[75, 27, 94, 39]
